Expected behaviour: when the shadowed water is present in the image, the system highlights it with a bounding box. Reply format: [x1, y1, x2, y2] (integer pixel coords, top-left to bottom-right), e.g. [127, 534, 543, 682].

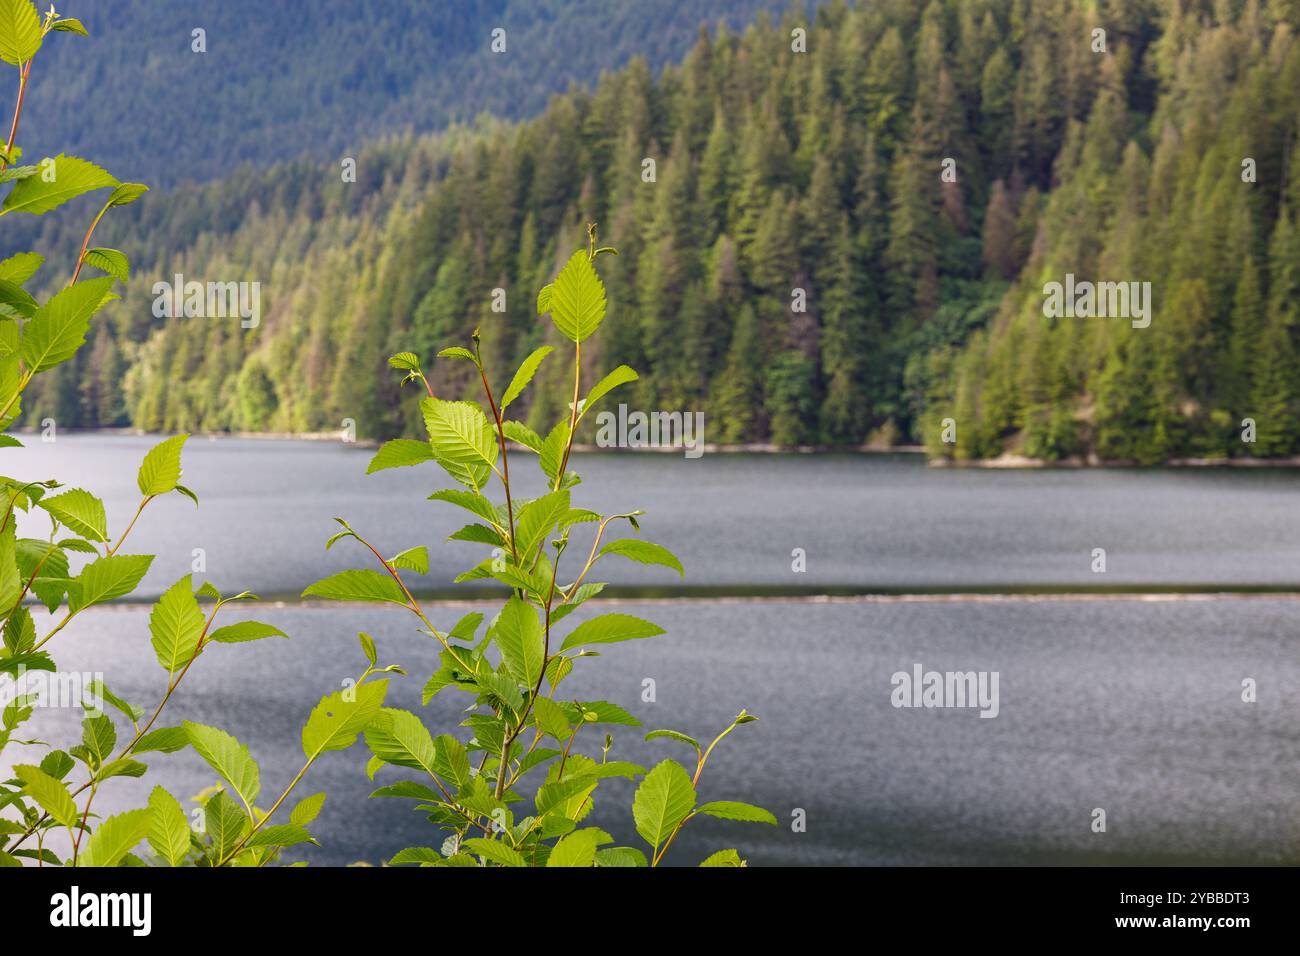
[3, 436, 1298, 865]
[11, 598, 1299, 866]
[6, 435, 1300, 597]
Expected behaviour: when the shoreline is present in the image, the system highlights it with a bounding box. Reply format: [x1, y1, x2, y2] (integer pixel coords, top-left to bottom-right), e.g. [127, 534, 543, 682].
[18, 428, 1300, 467]
[52, 591, 1300, 613]
[930, 452, 1300, 469]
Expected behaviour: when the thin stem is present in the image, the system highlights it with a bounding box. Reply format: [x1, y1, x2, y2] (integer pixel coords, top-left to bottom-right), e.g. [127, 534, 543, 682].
[553, 340, 582, 492]
[2, 60, 32, 173]
[68, 200, 112, 286]
[494, 546, 562, 799]
[474, 358, 518, 563]
[651, 718, 747, 866]
[352, 530, 475, 674]
[106, 496, 151, 556]
[10, 602, 226, 855]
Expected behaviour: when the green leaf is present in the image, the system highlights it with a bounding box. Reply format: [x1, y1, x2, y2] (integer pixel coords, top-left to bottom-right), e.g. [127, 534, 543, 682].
[39, 749, 74, 779]
[422, 398, 497, 488]
[598, 538, 684, 577]
[131, 726, 188, 755]
[4, 154, 117, 216]
[547, 249, 606, 343]
[207, 620, 288, 644]
[244, 824, 315, 849]
[77, 809, 152, 868]
[205, 790, 248, 861]
[0, 277, 36, 316]
[596, 846, 648, 867]
[493, 595, 544, 688]
[14, 764, 78, 829]
[150, 575, 205, 675]
[68, 554, 153, 611]
[538, 420, 570, 482]
[432, 734, 470, 789]
[447, 612, 483, 641]
[367, 438, 434, 474]
[462, 838, 525, 867]
[581, 365, 638, 414]
[0, 0, 41, 65]
[0, 251, 42, 285]
[301, 679, 388, 758]
[84, 678, 144, 722]
[644, 728, 701, 757]
[137, 433, 188, 495]
[589, 760, 646, 780]
[531, 696, 571, 740]
[51, 16, 88, 36]
[94, 758, 147, 782]
[388, 351, 421, 372]
[301, 569, 407, 604]
[535, 774, 597, 818]
[699, 848, 746, 867]
[547, 828, 600, 868]
[567, 700, 640, 727]
[502, 419, 543, 452]
[437, 346, 476, 361]
[0, 164, 37, 185]
[364, 708, 437, 775]
[84, 247, 129, 283]
[428, 488, 500, 525]
[0, 522, 20, 610]
[147, 786, 190, 867]
[500, 345, 554, 412]
[513, 489, 569, 559]
[37, 487, 107, 541]
[289, 792, 326, 826]
[183, 722, 261, 810]
[20, 276, 116, 372]
[107, 182, 148, 206]
[474, 672, 523, 714]
[696, 801, 777, 824]
[559, 612, 665, 652]
[390, 546, 428, 575]
[448, 522, 503, 545]
[536, 283, 553, 315]
[632, 759, 696, 851]
[389, 846, 441, 866]
[358, 631, 377, 664]
[81, 714, 116, 766]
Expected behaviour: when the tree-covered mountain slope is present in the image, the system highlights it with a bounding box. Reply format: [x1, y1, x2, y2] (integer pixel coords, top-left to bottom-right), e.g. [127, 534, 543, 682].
[11, 0, 1300, 461]
[922, 0, 1300, 463]
[19, 0, 804, 186]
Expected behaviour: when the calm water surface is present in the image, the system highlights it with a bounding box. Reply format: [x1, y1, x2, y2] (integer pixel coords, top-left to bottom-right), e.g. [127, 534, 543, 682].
[4, 436, 1298, 865]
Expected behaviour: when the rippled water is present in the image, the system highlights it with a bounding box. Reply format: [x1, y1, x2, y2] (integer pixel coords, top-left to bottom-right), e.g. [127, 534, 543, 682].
[4, 436, 1298, 865]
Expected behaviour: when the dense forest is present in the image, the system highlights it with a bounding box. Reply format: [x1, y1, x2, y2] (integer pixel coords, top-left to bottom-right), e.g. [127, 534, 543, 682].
[17, 0, 806, 186]
[9, 0, 1300, 460]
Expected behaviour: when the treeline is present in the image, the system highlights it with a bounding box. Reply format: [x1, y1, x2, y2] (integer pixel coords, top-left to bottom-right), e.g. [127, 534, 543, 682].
[13, 0, 1300, 458]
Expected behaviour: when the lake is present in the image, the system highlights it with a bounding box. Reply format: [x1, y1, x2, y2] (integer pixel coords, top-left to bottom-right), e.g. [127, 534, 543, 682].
[4, 435, 1299, 865]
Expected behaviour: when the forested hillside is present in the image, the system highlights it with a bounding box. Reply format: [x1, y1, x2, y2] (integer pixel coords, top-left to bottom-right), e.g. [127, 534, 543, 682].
[923, 0, 1300, 463]
[18, 0, 803, 185]
[11, 0, 1300, 459]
